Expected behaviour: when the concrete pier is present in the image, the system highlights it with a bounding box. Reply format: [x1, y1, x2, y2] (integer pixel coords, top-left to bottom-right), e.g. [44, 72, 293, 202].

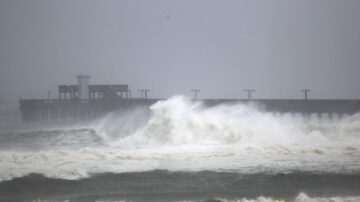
[201, 99, 360, 116]
[19, 98, 159, 122]
[19, 76, 360, 122]
[19, 98, 360, 122]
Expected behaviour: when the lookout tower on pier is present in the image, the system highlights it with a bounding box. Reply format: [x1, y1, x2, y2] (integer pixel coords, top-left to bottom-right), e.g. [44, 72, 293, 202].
[77, 74, 91, 100]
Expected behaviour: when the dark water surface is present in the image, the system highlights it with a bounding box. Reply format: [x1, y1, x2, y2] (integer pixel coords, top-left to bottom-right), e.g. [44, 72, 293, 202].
[1, 171, 360, 202]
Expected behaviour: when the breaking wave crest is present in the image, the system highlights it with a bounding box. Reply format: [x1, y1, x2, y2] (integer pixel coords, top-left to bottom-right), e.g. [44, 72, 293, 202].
[1, 96, 360, 182]
[28, 193, 360, 202]
[94, 96, 360, 148]
[209, 193, 360, 202]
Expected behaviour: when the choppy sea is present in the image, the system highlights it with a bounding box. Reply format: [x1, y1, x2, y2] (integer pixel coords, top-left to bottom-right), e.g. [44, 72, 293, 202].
[1, 96, 360, 202]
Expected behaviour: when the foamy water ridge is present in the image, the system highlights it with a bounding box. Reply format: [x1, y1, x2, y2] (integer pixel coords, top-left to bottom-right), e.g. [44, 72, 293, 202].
[0, 96, 360, 182]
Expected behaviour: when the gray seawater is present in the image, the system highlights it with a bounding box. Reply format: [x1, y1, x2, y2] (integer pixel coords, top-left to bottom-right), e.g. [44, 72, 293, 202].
[1, 96, 360, 201]
[1, 171, 360, 201]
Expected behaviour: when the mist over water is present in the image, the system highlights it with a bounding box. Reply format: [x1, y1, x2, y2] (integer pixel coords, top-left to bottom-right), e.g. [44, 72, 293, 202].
[0, 96, 360, 201]
[0, 96, 359, 182]
[102, 96, 360, 148]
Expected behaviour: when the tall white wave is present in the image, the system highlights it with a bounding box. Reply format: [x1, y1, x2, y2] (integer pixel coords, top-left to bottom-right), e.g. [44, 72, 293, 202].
[0, 96, 360, 181]
[95, 96, 360, 150]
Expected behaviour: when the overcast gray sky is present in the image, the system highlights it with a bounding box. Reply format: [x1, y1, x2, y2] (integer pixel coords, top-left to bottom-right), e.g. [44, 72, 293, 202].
[1, 0, 360, 101]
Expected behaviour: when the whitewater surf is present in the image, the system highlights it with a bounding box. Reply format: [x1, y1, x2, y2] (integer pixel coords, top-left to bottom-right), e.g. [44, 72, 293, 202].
[0, 96, 360, 201]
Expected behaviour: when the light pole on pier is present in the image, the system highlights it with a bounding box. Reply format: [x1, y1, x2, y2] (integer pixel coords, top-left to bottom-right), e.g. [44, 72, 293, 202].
[191, 89, 200, 100]
[244, 89, 255, 99]
[137, 89, 143, 98]
[138, 89, 150, 99]
[143, 89, 150, 99]
[301, 89, 310, 100]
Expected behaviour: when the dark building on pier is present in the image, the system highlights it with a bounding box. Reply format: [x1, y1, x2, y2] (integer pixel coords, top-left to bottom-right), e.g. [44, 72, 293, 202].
[20, 75, 158, 122]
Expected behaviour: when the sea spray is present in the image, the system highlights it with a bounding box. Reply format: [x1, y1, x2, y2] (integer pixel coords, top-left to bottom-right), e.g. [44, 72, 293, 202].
[94, 96, 360, 149]
[0, 96, 359, 182]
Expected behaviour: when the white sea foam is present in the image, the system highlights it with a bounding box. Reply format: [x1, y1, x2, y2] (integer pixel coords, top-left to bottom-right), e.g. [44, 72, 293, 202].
[94, 96, 360, 148]
[1, 96, 360, 182]
[208, 193, 360, 202]
[29, 193, 360, 202]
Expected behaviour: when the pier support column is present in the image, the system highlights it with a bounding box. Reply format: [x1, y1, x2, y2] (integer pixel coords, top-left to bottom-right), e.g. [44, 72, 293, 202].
[57, 108, 61, 120]
[317, 113, 321, 120]
[328, 112, 333, 120]
[339, 113, 347, 120]
[303, 113, 311, 121]
[77, 109, 80, 120]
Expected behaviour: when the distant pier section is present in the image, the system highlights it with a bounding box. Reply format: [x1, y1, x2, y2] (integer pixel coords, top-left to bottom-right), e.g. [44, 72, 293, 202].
[20, 76, 360, 122]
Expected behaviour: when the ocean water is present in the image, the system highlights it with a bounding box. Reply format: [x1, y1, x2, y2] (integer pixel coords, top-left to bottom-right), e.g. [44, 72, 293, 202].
[0, 96, 360, 202]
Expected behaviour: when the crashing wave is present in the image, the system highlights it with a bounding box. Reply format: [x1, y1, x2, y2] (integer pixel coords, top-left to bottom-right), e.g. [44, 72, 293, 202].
[0, 96, 360, 182]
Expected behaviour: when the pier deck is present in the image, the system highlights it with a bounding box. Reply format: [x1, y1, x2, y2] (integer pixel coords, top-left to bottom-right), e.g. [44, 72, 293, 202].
[19, 98, 360, 122]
